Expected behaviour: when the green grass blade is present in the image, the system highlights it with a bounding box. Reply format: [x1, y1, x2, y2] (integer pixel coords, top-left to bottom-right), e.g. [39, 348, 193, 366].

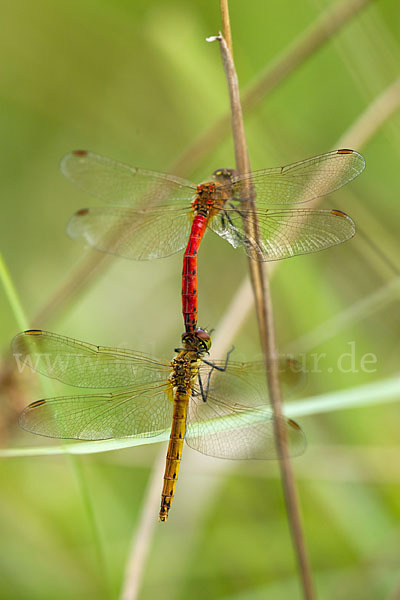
[0, 253, 29, 331]
[2, 376, 399, 458]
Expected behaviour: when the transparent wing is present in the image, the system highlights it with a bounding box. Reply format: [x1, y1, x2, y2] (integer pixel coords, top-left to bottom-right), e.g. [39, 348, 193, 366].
[61, 151, 196, 207]
[11, 330, 171, 389]
[198, 359, 305, 394]
[19, 388, 173, 440]
[67, 206, 192, 260]
[210, 207, 355, 260]
[230, 149, 365, 206]
[186, 361, 306, 459]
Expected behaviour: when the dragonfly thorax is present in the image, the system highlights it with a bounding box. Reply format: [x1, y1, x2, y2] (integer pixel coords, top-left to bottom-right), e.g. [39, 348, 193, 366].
[170, 353, 200, 392]
[192, 183, 217, 218]
[193, 182, 231, 220]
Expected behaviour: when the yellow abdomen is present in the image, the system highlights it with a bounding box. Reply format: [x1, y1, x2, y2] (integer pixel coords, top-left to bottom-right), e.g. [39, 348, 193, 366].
[159, 390, 190, 522]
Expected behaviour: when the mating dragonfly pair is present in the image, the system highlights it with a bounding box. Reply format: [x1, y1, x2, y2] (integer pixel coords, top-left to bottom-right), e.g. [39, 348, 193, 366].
[13, 148, 365, 521]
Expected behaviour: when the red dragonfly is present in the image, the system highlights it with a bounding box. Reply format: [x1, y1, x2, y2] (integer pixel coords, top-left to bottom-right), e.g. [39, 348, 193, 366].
[12, 328, 305, 521]
[62, 149, 365, 332]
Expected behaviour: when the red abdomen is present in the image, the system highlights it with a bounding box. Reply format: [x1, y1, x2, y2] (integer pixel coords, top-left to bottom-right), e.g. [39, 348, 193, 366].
[182, 214, 207, 332]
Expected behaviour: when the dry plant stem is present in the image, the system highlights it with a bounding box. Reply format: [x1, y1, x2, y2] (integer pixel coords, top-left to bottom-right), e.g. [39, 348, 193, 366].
[120, 449, 166, 600]
[215, 26, 314, 600]
[28, 0, 369, 329]
[219, 0, 233, 56]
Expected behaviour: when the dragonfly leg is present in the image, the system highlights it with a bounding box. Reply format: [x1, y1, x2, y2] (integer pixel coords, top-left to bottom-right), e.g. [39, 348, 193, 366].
[224, 205, 263, 257]
[202, 345, 235, 373]
[198, 345, 235, 402]
[223, 209, 248, 246]
[228, 200, 245, 217]
[197, 371, 208, 403]
[220, 204, 254, 252]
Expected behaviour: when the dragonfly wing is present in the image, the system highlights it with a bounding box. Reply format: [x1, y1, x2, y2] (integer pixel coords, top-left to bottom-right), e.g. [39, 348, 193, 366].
[61, 151, 196, 207]
[11, 330, 171, 389]
[220, 359, 306, 395]
[20, 388, 173, 440]
[231, 149, 365, 206]
[209, 208, 255, 253]
[186, 362, 306, 459]
[186, 397, 305, 460]
[67, 207, 192, 260]
[211, 207, 355, 260]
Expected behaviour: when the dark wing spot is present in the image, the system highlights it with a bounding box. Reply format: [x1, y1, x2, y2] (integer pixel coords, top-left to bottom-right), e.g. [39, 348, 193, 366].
[331, 209, 348, 217]
[29, 399, 46, 408]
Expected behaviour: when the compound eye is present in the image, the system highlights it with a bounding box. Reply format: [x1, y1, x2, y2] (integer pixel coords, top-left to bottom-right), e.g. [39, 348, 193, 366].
[195, 328, 212, 350]
[195, 328, 210, 341]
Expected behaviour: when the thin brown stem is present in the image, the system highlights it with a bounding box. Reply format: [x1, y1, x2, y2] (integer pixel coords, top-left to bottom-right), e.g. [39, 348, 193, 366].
[120, 449, 166, 600]
[219, 0, 233, 56]
[214, 8, 314, 599]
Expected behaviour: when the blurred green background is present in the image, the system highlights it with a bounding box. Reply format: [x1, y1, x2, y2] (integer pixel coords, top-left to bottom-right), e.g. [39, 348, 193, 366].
[1, 0, 400, 598]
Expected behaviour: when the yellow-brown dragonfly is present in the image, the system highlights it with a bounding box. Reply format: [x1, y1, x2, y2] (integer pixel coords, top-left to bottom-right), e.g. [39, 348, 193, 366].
[12, 329, 305, 521]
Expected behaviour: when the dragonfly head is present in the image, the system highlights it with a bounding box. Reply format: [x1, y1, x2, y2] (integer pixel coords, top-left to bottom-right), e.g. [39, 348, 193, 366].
[181, 329, 212, 354]
[212, 168, 237, 184]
